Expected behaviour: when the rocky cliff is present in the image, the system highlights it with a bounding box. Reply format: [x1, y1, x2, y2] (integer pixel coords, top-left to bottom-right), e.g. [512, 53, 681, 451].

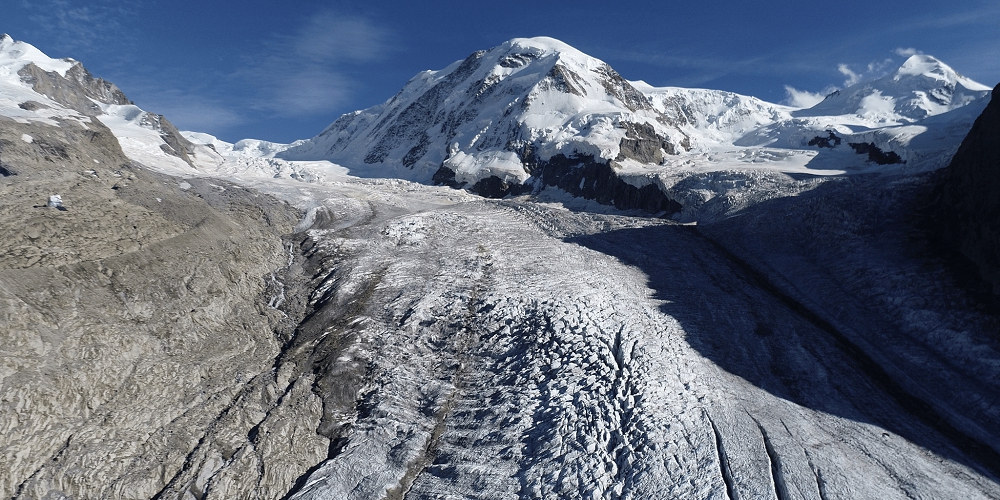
[937, 84, 1000, 293]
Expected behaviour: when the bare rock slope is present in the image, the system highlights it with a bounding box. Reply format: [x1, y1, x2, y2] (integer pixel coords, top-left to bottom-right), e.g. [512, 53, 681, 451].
[0, 113, 314, 498]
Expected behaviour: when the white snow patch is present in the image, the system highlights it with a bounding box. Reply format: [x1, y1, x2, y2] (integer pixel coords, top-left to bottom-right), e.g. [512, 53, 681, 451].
[444, 149, 529, 185]
[20, 133, 32, 143]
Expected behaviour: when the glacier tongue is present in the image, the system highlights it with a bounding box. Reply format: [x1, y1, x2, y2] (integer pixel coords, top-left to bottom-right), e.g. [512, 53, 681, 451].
[230, 174, 999, 500]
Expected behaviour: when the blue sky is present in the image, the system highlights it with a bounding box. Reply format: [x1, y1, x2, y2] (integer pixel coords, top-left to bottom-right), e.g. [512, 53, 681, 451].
[5, 0, 1000, 143]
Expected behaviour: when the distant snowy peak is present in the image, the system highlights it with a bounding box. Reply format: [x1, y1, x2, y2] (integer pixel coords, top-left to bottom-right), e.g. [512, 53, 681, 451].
[182, 131, 301, 158]
[802, 54, 991, 122]
[895, 54, 989, 90]
[282, 36, 689, 185]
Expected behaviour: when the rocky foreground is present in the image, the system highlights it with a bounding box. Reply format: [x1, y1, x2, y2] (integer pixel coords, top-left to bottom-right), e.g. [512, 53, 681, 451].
[0, 114, 318, 498]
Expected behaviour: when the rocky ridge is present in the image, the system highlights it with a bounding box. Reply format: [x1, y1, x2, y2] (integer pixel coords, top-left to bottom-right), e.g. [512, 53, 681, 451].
[0, 65, 318, 497]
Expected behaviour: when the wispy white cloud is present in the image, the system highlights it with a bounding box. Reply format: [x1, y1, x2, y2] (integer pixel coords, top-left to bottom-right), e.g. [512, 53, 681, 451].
[20, 0, 137, 57]
[837, 64, 861, 87]
[290, 11, 391, 64]
[889, 4, 1000, 32]
[894, 47, 921, 57]
[240, 10, 395, 116]
[783, 86, 828, 108]
[836, 57, 896, 87]
[782, 54, 902, 108]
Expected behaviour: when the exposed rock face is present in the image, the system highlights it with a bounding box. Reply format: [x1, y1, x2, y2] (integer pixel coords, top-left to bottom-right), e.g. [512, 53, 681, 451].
[18, 62, 131, 115]
[139, 112, 198, 166]
[938, 84, 1000, 293]
[432, 149, 683, 215]
[848, 141, 905, 165]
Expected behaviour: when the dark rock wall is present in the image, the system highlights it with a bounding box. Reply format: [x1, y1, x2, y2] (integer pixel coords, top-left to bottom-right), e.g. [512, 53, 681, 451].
[433, 151, 682, 215]
[938, 84, 1000, 293]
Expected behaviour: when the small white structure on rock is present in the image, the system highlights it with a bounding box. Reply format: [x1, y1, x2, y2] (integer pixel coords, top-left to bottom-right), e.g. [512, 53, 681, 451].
[47, 194, 63, 209]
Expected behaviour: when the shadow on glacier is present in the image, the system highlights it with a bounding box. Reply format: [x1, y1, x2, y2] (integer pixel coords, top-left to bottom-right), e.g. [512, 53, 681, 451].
[563, 182, 1000, 480]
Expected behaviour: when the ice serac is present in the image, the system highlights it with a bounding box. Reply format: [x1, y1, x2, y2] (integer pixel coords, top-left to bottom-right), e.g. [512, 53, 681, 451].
[638, 83, 795, 147]
[281, 37, 689, 211]
[937, 83, 1000, 294]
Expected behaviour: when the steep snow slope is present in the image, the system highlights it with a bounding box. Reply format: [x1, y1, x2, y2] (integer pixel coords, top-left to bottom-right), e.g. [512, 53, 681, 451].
[280, 37, 689, 187]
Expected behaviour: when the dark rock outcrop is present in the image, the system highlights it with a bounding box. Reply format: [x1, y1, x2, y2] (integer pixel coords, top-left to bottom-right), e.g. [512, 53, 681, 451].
[937, 84, 1000, 293]
[808, 131, 842, 148]
[849, 142, 904, 165]
[17, 62, 130, 116]
[432, 151, 683, 215]
[616, 121, 680, 163]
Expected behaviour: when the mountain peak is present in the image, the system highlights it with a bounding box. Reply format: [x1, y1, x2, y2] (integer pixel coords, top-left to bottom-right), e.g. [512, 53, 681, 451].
[896, 54, 956, 80]
[281, 37, 687, 188]
[894, 53, 991, 91]
[798, 53, 991, 121]
[0, 34, 77, 77]
[505, 36, 577, 52]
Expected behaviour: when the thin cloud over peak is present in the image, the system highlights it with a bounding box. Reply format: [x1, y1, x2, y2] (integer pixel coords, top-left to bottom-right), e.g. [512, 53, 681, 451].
[291, 11, 392, 64]
[20, 0, 137, 55]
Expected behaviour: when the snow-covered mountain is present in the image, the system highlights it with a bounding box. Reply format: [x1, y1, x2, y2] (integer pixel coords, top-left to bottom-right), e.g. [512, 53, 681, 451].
[281, 37, 690, 191]
[802, 54, 991, 122]
[0, 34, 218, 176]
[241, 38, 989, 208]
[732, 54, 993, 168]
[5, 33, 990, 208]
[5, 32, 1000, 500]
